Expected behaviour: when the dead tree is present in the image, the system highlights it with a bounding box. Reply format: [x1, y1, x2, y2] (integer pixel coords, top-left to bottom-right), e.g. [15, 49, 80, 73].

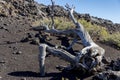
[39, 3, 105, 76]
[51, 0, 55, 29]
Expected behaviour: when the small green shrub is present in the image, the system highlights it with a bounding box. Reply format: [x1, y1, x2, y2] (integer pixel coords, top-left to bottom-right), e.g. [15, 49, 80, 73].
[31, 18, 52, 27]
[104, 32, 120, 48]
[54, 17, 74, 30]
[99, 27, 110, 40]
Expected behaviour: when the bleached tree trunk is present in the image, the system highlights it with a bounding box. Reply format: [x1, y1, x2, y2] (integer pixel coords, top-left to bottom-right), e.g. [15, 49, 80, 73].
[39, 44, 47, 76]
[39, 44, 76, 76]
[39, 4, 105, 76]
[44, 4, 105, 57]
[66, 4, 93, 47]
[65, 5, 105, 65]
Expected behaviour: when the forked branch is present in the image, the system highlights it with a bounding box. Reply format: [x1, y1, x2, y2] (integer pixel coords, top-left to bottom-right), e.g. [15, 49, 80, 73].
[39, 3, 105, 76]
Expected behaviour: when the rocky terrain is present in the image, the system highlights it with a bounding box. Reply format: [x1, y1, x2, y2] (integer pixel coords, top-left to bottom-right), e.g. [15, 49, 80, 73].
[39, 3, 120, 32]
[1, 0, 120, 32]
[0, 0, 120, 80]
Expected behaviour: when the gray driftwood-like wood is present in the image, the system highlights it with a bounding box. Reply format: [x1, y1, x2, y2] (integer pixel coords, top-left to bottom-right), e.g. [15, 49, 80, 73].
[39, 4, 105, 76]
[51, 0, 55, 29]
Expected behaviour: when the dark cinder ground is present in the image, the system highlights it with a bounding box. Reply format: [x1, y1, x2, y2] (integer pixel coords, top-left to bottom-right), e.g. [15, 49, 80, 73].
[0, 17, 120, 80]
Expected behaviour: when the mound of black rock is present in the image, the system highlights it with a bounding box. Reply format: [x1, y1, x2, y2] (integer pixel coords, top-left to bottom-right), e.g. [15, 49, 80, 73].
[92, 58, 120, 80]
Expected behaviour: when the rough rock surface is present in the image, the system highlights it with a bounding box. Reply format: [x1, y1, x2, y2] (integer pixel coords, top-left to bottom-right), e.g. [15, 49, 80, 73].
[0, 0, 43, 18]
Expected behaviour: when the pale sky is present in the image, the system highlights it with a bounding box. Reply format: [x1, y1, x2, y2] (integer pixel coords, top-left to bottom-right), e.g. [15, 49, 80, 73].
[35, 0, 120, 23]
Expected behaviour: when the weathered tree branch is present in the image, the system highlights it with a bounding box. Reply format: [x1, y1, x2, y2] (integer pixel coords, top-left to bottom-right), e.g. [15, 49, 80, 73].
[39, 3, 105, 76]
[39, 44, 77, 76]
[65, 4, 94, 47]
[39, 44, 47, 76]
[51, 0, 55, 29]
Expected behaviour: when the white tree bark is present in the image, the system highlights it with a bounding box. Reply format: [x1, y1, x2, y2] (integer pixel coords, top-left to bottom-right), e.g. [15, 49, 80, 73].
[39, 4, 105, 76]
[44, 4, 105, 58]
[39, 44, 77, 76]
[39, 44, 47, 76]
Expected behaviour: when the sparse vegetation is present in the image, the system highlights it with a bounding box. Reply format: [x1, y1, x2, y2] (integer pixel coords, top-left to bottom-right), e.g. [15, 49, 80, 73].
[54, 17, 74, 30]
[31, 18, 50, 27]
[104, 32, 120, 48]
[32, 17, 74, 30]
[32, 17, 120, 48]
[78, 19, 120, 48]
